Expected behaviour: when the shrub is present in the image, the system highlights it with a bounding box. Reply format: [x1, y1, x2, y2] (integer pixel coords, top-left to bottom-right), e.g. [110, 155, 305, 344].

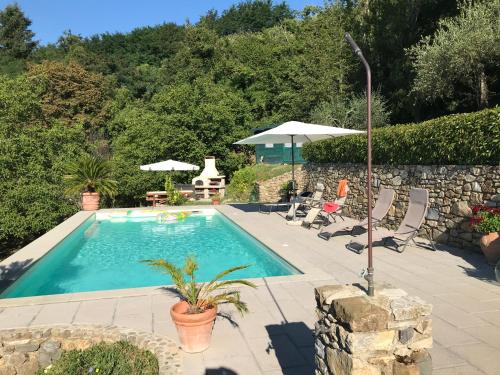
[164, 175, 187, 206]
[38, 341, 159, 375]
[302, 108, 500, 165]
[226, 164, 292, 202]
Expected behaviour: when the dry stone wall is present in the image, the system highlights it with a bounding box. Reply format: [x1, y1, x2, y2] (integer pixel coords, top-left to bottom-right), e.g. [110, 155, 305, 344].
[315, 284, 432, 375]
[255, 168, 306, 203]
[303, 164, 500, 251]
[0, 325, 181, 375]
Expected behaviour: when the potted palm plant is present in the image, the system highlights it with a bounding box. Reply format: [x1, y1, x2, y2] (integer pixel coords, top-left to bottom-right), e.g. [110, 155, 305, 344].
[142, 256, 256, 353]
[64, 154, 118, 211]
[211, 193, 222, 205]
[470, 205, 500, 264]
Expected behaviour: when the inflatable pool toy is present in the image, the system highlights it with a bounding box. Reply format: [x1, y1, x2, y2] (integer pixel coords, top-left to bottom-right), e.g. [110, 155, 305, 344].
[156, 211, 192, 224]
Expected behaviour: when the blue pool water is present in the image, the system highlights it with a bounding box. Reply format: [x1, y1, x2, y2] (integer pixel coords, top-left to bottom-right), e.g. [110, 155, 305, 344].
[1, 210, 299, 298]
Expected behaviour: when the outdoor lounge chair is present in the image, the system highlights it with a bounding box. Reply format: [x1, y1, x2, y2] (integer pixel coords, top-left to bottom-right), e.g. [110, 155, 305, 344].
[346, 188, 433, 254]
[318, 187, 395, 241]
[286, 181, 325, 220]
[301, 207, 329, 229]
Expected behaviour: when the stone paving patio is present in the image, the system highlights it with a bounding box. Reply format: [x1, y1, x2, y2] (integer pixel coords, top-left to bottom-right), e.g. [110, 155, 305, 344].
[0, 204, 499, 374]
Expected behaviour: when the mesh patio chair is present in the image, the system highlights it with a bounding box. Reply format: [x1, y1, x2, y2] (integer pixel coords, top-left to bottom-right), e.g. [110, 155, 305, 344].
[286, 181, 325, 220]
[300, 207, 329, 229]
[346, 188, 435, 254]
[318, 187, 395, 241]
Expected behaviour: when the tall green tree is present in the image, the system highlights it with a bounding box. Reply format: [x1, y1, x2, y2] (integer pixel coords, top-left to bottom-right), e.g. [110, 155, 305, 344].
[0, 4, 36, 59]
[201, 0, 293, 35]
[354, 0, 459, 122]
[409, 0, 500, 112]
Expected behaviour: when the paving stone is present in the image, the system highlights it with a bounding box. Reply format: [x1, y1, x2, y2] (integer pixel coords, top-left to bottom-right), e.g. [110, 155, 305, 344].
[473, 310, 500, 327]
[203, 330, 248, 361]
[0, 305, 41, 329]
[30, 302, 80, 326]
[432, 302, 489, 328]
[73, 299, 116, 325]
[181, 353, 206, 375]
[203, 355, 263, 375]
[433, 365, 487, 375]
[448, 343, 500, 375]
[431, 316, 480, 347]
[246, 335, 306, 372]
[430, 343, 467, 369]
[434, 293, 500, 313]
[113, 313, 152, 333]
[463, 325, 500, 350]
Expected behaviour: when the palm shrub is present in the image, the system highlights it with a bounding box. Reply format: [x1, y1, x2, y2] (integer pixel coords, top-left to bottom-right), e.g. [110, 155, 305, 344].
[142, 256, 256, 314]
[64, 154, 118, 197]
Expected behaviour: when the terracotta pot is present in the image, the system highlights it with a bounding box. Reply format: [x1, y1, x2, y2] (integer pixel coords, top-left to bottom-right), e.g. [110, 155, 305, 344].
[81, 192, 100, 211]
[170, 301, 217, 353]
[211, 200, 220, 205]
[479, 232, 500, 265]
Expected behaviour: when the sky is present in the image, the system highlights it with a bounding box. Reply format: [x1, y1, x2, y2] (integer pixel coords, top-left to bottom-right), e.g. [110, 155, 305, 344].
[0, 0, 326, 45]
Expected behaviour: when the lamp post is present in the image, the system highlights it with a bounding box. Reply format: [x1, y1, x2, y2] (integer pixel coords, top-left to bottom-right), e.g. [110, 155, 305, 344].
[344, 32, 374, 297]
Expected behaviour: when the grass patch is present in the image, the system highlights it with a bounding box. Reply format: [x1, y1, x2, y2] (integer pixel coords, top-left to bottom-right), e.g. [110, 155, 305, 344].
[39, 341, 159, 375]
[226, 164, 292, 202]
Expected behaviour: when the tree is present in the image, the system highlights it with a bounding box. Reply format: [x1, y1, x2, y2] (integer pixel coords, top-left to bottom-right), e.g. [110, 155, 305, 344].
[26, 60, 115, 133]
[0, 4, 37, 59]
[110, 105, 207, 205]
[200, 0, 293, 36]
[0, 74, 87, 257]
[310, 92, 391, 129]
[354, 0, 459, 122]
[150, 78, 253, 177]
[409, 0, 500, 111]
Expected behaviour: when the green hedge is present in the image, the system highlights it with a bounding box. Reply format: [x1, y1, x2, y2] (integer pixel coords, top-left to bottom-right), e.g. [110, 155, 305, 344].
[302, 108, 500, 165]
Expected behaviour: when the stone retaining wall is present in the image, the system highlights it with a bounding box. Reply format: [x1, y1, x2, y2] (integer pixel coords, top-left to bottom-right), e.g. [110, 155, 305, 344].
[0, 325, 181, 375]
[255, 168, 306, 203]
[315, 284, 432, 375]
[303, 164, 500, 250]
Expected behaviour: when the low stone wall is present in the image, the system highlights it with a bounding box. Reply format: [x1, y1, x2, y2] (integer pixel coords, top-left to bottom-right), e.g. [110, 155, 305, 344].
[0, 325, 181, 375]
[304, 164, 500, 250]
[315, 284, 432, 375]
[255, 167, 306, 203]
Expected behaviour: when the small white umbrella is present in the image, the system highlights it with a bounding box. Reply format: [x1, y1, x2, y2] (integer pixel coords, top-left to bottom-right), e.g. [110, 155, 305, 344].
[235, 121, 364, 219]
[140, 159, 199, 172]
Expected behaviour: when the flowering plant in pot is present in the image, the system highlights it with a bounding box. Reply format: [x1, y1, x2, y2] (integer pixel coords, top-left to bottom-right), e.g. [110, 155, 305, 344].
[470, 205, 500, 264]
[142, 256, 256, 353]
[64, 154, 118, 211]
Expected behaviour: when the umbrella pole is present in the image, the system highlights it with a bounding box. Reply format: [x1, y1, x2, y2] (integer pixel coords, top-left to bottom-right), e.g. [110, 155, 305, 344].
[291, 135, 296, 221]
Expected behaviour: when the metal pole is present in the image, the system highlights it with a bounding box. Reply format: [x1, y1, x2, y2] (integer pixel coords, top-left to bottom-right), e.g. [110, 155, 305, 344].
[344, 33, 374, 297]
[291, 135, 296, 220]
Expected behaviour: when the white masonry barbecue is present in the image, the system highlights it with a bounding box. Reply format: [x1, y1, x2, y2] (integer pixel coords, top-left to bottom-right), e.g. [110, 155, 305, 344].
[192, 157, 225, 199]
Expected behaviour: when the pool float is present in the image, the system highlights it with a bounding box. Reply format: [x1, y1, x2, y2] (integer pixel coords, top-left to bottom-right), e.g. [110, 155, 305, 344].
[157, 213, 178, 223]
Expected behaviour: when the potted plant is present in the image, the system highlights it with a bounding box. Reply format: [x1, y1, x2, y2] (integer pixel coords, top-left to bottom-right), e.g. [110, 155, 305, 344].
[470, 205, 500, 264]
[211, 193, 221, 205]
[64, 154, 118, 211]
[279, 182, 289, 202]
[142, 256, 256, 353]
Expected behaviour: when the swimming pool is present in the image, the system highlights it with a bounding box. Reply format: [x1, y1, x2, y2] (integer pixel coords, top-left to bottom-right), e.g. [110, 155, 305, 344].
[1, 209, 299, 299]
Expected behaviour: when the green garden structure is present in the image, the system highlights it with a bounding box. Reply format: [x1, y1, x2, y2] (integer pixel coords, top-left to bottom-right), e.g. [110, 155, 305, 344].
[253, 125, 306, 164]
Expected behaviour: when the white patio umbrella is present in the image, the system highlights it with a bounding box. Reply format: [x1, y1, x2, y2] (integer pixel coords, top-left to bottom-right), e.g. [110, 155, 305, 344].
[234, 121, 363, 220]
[140, 159, 199, 171]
